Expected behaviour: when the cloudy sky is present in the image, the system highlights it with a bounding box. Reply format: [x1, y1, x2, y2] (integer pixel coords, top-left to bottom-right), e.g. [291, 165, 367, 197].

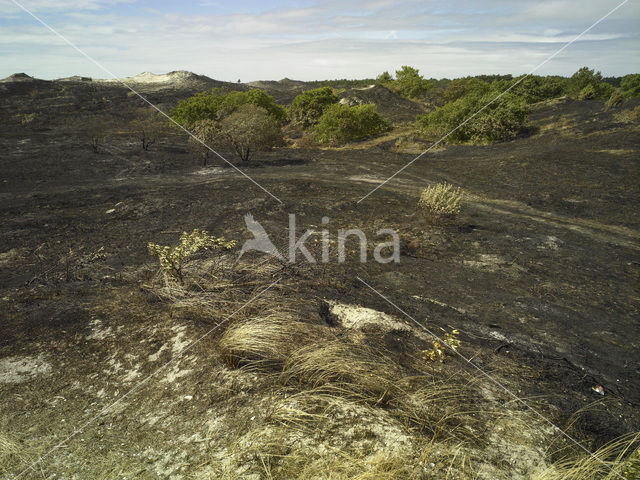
[1, 0, 638, 81]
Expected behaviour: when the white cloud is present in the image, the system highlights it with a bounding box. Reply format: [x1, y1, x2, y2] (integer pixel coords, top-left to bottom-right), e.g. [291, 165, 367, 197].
[0, 0, 638, 81]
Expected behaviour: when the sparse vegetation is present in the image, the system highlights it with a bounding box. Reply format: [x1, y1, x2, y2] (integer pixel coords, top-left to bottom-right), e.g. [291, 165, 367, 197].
[314, 103, 389, 145]
[417, 182, 464, 218]
[84, 117, 110, 153]
[423, 327, 461, 363]
[148, 229, 235, 284]
[129, 109, 169, 150]
[187, 118, 218, 165]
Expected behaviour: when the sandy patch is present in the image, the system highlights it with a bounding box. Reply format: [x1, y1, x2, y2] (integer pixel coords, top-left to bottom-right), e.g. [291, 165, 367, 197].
[0, 354, 52, 383]
[329, 301, 410, 332]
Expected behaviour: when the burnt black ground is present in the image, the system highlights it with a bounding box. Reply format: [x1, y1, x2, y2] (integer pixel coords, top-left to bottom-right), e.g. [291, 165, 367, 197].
[0, 79, 638, 475]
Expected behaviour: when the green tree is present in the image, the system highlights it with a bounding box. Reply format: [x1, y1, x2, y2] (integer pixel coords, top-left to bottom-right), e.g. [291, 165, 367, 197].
[314, 104, 389, 145]
[170, 89, 225, 127]
[376, 71, 393, 85]
[289, 87, 338, 128]
[394, 66, 432, 99]
[170, 88, 286, 127]
[567, 67, 613, 99]
[216, 104, 284, 162]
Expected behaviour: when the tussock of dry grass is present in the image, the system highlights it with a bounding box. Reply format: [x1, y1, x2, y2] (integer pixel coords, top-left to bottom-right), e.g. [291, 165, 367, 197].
[534, 432, 640, 480]
[282, 340, 399, 402]
[391, 375, 487, 442]
[417, 182, 464, 218]
[218, 313, 330, 369]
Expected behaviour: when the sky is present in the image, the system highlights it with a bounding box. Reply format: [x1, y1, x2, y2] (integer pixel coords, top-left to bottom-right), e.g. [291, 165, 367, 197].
[1, 0, 639, 82]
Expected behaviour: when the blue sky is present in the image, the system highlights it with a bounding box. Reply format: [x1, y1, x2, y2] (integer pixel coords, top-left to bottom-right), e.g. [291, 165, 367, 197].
[1, 0, 638, 81]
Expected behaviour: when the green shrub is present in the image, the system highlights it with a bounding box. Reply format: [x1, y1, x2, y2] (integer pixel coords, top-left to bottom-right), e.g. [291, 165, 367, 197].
[170, 89, 225, 127]
[510, 75, 567, 103]
[417, 90, 528, 143]
[620, 74, 640, 97]
[314, 104, 389, 145]
[567, 67, 614, 99]
[443, 78, 490, 103]
[219, 89, 287, 124]
[289, 87, 338, 128]
[170, 88, 285, 127]
[578, 83, 598, 100]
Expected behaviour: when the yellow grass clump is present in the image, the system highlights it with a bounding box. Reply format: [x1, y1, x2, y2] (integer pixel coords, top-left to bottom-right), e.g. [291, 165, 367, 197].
[417, 182, 464, 218]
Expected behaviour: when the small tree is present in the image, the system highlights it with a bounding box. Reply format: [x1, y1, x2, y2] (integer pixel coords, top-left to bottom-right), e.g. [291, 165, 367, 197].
[394, 66, 433, 99]
[375, 71, 393, 85]
[129, 110, 168, 151]
[216, 104, 284, 162]
[289, 87, 338, 128]
[188, 119, 218, 166]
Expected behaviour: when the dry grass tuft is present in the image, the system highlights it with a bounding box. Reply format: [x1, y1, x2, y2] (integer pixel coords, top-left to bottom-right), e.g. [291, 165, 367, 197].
[534, 432, 640, 480]
[391, 375, 487, 443]
[282, 340, 399, 402]
[417, 182, 464, 218]
[219, 313, 330, 369]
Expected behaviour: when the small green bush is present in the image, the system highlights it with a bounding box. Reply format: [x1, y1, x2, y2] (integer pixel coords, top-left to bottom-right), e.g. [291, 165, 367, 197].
[314, 104, 389, 145]
[417, 90, 528, 143]
[289, 87, 338, 128]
